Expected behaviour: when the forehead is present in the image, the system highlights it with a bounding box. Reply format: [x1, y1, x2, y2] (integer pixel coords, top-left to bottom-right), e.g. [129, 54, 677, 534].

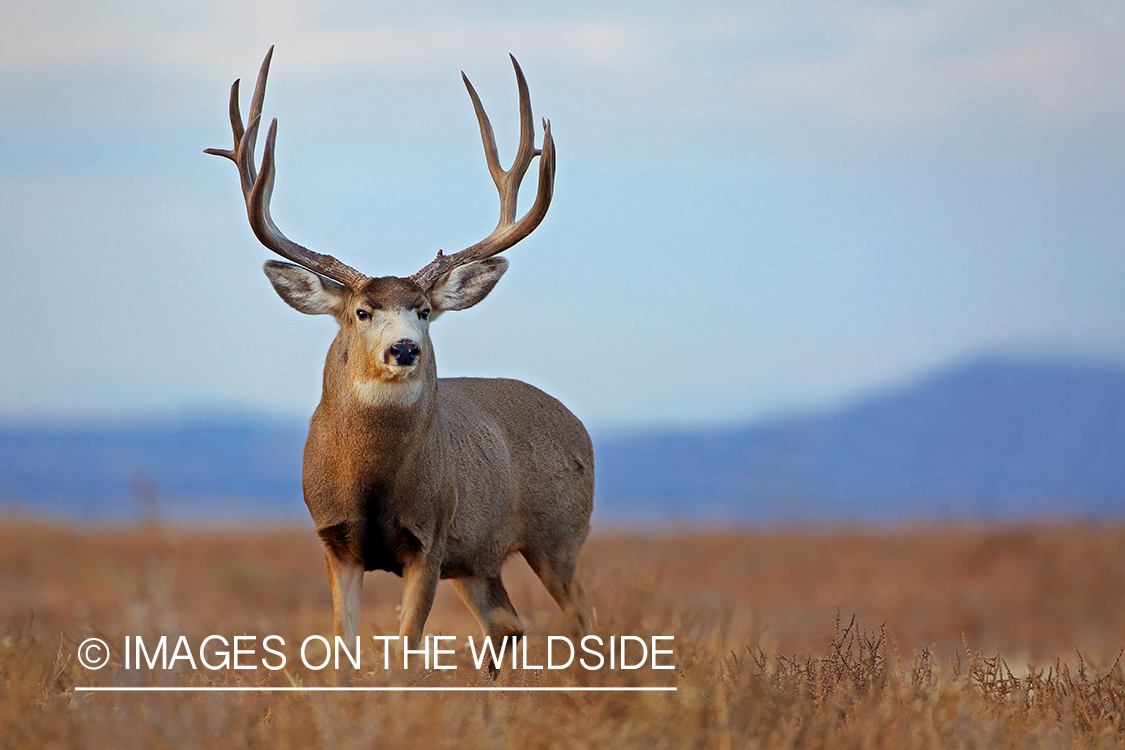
[359, 276, 426, 308]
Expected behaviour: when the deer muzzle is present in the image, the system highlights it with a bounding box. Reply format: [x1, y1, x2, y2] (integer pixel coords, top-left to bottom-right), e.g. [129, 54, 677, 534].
[387, 340, 420, 367]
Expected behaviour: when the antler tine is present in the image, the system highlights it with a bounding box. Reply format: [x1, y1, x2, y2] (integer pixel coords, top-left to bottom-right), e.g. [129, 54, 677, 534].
[201, 80, 241, 164]
[411, 56, 556, 289]
[507, 54, 540, 198]
[463, 71, 504, 189]
[245, 47, 271, 160]
[205, 47, 368, 289]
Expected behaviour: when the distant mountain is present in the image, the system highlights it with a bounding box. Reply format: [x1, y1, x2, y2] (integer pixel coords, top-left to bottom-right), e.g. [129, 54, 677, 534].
[0, 414, 308, 520]
[1, 356, 1123, 523]
[595, 357, 1125, 523]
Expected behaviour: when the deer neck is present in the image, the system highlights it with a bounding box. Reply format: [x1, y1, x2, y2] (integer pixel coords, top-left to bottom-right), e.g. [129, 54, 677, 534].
[320, 333, 440, 449]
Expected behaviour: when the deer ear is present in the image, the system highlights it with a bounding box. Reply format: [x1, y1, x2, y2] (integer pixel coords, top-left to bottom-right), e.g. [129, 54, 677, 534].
[263, 260, 346, 315]
[428, 257, 509, 313]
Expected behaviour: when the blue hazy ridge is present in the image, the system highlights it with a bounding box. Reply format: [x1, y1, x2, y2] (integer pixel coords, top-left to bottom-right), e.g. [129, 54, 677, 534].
[595, 356, 1125, 523]
[0, 415, 307, 520]
[0, 356, 1122, 523]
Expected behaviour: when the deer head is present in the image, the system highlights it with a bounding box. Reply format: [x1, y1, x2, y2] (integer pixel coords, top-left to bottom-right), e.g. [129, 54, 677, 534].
[205, 47, 555, 384]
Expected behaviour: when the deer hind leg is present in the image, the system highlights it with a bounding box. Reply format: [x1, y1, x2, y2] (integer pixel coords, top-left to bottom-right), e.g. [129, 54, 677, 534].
[451, 575, 524, 640]
[452, 575, 524, 675]
[523, 546, 591, 635]
[325, 550, 364, 640]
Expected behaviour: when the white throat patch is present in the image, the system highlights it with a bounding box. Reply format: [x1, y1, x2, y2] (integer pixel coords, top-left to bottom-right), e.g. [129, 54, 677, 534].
[353, 376, 424, 408]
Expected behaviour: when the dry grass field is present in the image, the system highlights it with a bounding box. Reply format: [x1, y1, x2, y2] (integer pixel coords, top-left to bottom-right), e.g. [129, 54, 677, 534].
[2, 519, 1124, 748]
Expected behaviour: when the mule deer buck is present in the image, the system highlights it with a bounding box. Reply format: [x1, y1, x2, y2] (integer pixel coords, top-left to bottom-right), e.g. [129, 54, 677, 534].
[206, 48, 593, 652]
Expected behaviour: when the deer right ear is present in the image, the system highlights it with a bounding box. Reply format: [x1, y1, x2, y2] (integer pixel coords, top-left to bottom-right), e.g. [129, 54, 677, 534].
[263, 260, 347, 315]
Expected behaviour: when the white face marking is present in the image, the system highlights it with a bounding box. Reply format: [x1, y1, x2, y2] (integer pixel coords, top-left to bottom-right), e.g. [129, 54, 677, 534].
[359, 308, 427, 366]
[353, 376, 425, 408]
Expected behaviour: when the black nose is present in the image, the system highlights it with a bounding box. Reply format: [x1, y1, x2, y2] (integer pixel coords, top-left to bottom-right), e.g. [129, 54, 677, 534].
[388, 340, 420, 366]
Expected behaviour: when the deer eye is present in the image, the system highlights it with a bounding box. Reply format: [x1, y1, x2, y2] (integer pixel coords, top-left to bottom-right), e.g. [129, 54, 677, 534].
[418, 309, 430, 320]
[356, 309, 370, 321]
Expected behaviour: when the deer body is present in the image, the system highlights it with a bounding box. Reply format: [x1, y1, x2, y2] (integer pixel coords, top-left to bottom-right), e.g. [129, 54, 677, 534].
[309, 370, 593, 580]
[208, 50, 592, 647]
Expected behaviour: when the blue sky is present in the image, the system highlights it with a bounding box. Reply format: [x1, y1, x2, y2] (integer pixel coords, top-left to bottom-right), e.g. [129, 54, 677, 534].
[1, 0, 1123, 429]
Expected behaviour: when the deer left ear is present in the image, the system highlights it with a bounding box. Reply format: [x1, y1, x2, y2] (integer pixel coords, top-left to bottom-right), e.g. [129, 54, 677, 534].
[428, 257, 509, 313]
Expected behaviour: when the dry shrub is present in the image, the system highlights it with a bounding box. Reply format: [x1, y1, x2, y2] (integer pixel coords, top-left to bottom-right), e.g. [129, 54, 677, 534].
[711, 614, 1125, 749]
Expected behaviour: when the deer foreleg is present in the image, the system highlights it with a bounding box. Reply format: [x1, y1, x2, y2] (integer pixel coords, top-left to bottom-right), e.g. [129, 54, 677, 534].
[326, 551, 364, 640]
[398, 556, 440, 648]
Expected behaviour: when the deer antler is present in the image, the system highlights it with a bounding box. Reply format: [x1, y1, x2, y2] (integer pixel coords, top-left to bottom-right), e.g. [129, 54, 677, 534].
[205, 47, 369, 289]
[411, 55, 556, 289]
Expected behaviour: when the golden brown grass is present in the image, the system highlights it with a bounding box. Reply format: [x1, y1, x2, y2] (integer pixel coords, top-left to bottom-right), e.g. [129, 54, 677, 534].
[2, 520, 1124, 748]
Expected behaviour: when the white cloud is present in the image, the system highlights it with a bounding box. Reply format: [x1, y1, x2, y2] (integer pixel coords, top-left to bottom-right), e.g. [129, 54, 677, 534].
[4, 0, 1124, 127]
[0, 2, 647, 76]
[742, 0, 1125, 123]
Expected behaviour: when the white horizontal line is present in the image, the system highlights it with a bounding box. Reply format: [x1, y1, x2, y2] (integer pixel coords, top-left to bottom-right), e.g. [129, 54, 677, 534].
[75, 686, 677, 692]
